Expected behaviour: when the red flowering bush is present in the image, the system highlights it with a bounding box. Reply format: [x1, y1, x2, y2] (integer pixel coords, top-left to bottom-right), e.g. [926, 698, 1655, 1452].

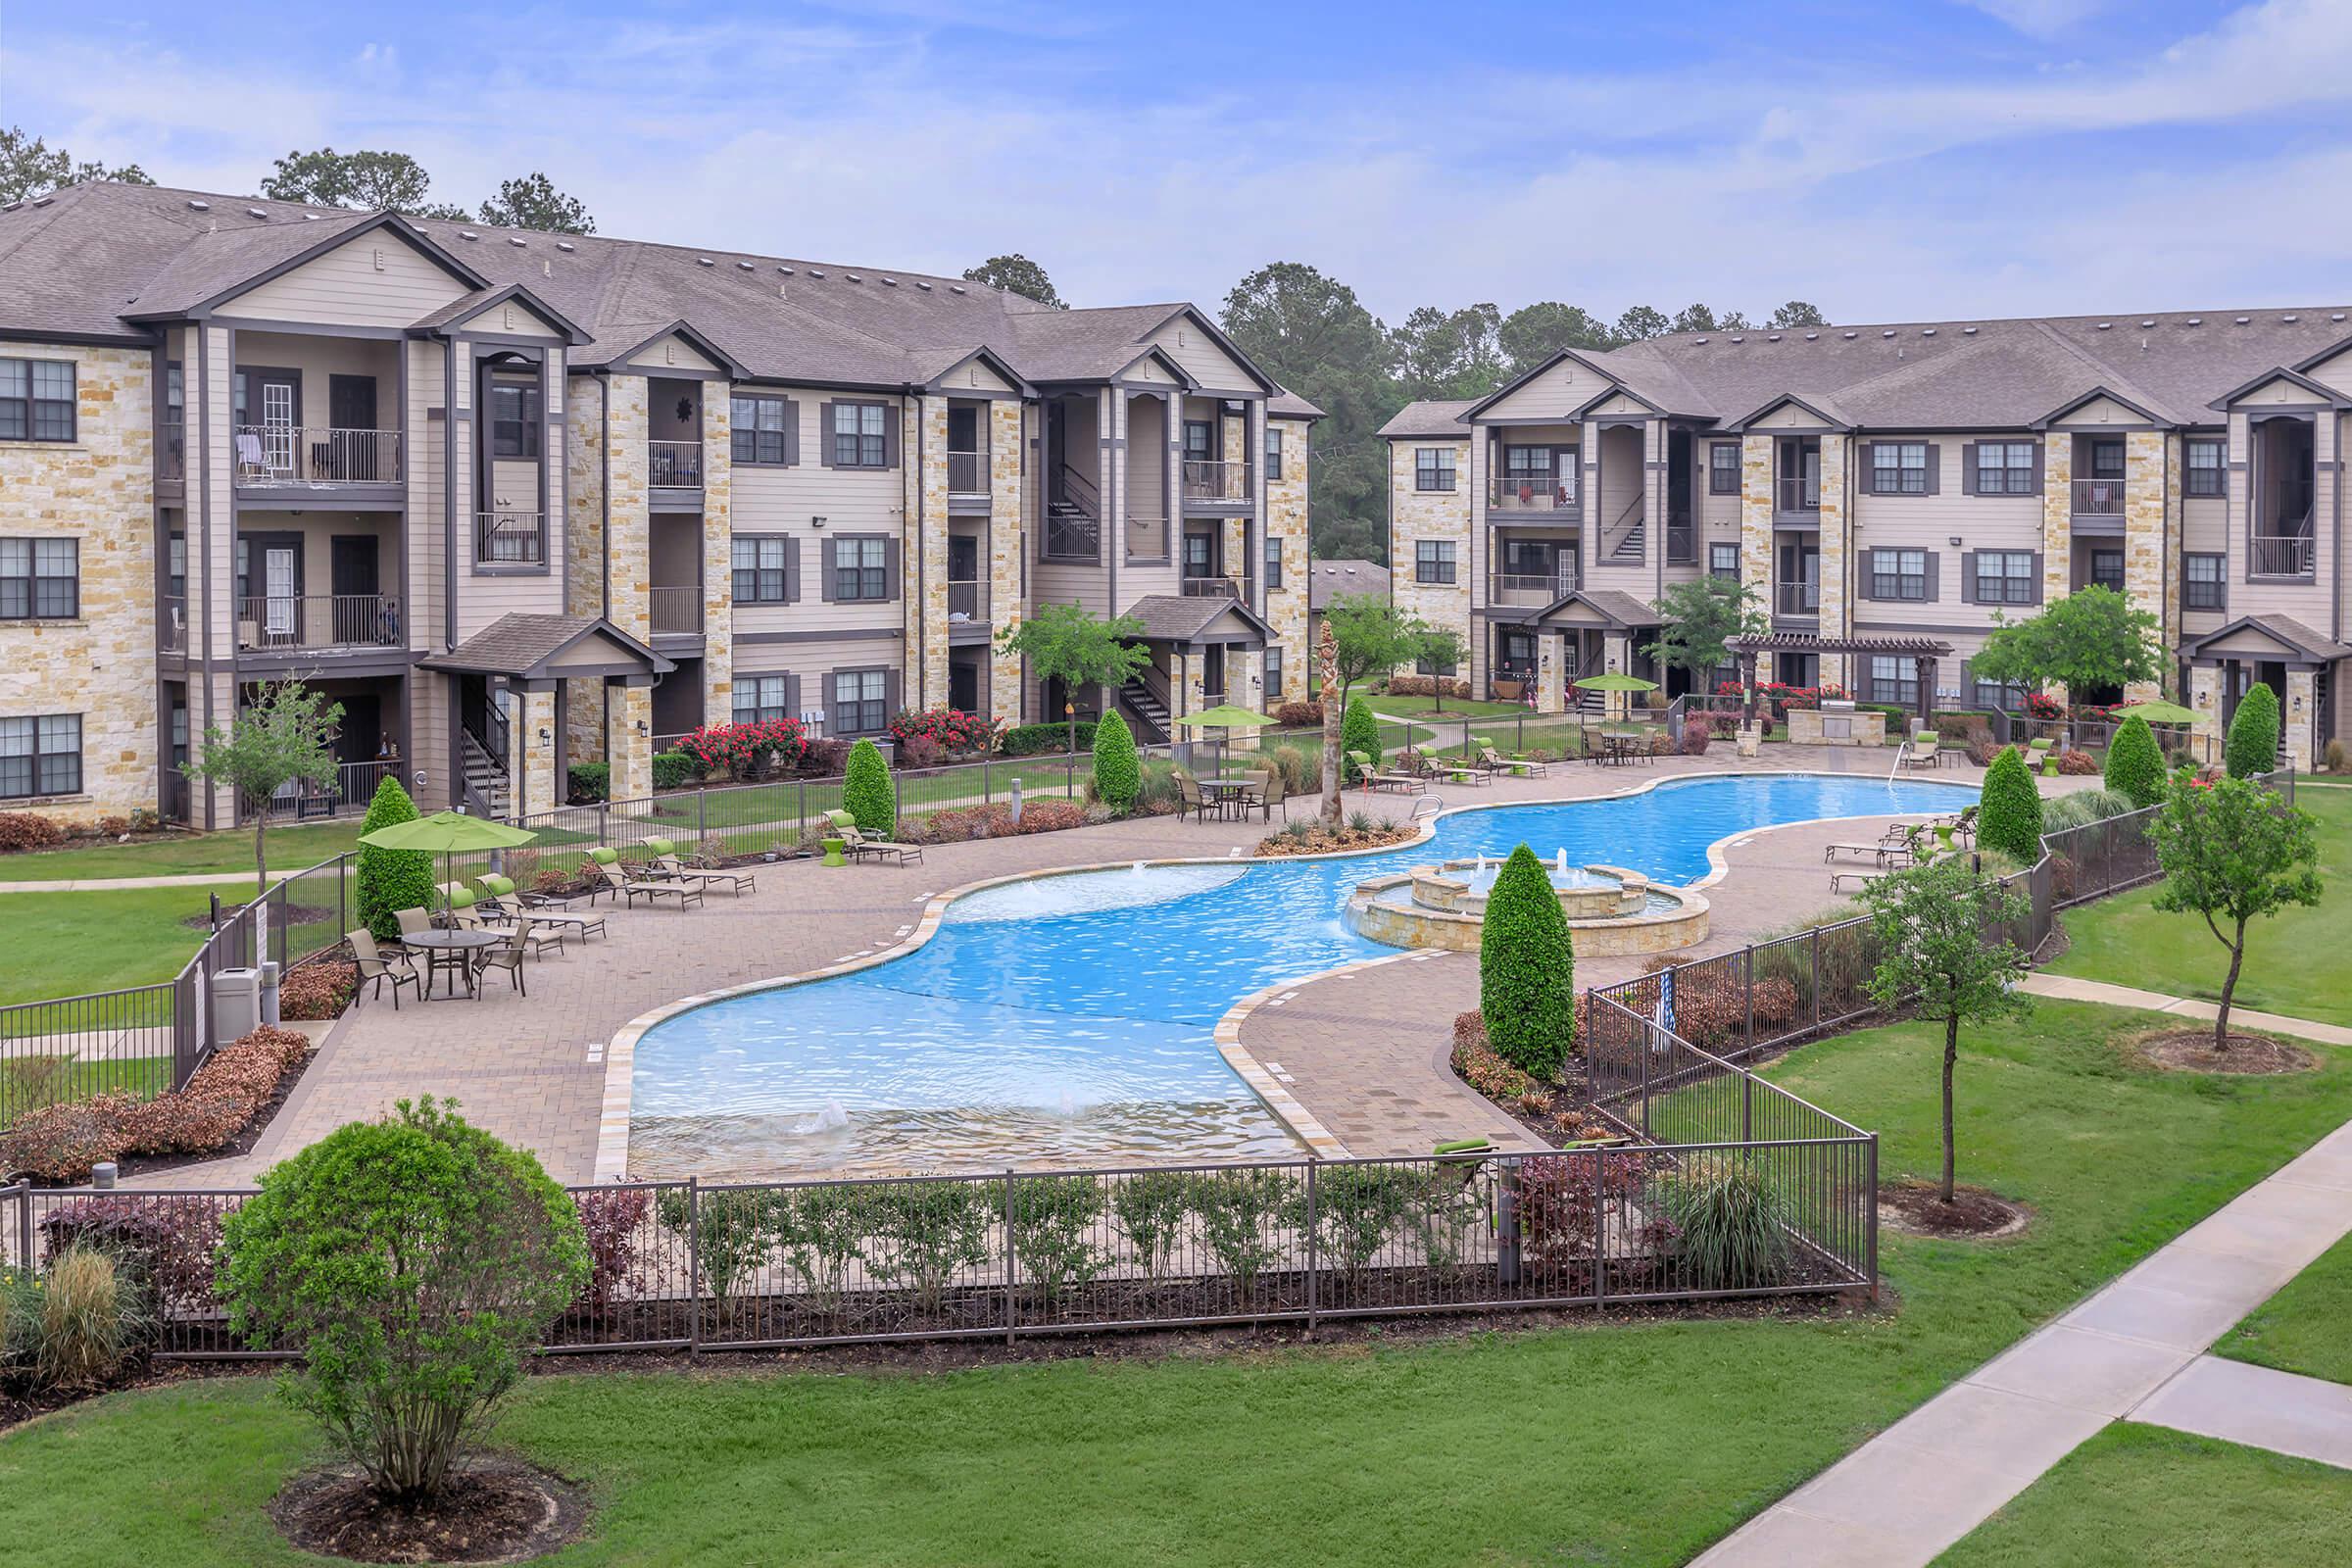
[1711, 681, 1848, 718]
[1510, 1150, 1664, 1272]
[678, 717, 809, 780]
[2023, 692, 2065, 720]
[889, 706, 997, 758]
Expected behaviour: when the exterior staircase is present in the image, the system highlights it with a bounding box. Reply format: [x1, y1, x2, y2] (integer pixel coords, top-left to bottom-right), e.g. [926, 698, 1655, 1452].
[1120, 680, 1171, 744]
[1609, 517, 1646, 561]
[461, 732, 513, 819]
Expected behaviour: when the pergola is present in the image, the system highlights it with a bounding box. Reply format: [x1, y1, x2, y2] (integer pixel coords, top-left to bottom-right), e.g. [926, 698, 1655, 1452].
[1727, 632, 1956, 728]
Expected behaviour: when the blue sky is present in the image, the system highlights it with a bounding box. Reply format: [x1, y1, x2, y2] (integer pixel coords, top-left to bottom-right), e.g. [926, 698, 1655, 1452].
[8, 1, 2352, 324]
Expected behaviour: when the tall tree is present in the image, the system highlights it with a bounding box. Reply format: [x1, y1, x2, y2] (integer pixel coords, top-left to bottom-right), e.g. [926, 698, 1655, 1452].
[1613, 304, 1671, 342]
[1670, 304, 1719, 335]
[1642, 578, 1765, 689]
[963, 254, 1065, 309]
[477, 172, 595, 234]
[2149, 773, 2322, 1051]
[0, 126, 150, 204]
[997, 602, 1149, 752]
[1497, 302, 1621, 373]
[1391, 303, 1504, 401]
[181, 677, 345, 895]
[1770, 300, 1828, 327]
[1324, 592, 1424, 712]
[259, 148, 467, 218]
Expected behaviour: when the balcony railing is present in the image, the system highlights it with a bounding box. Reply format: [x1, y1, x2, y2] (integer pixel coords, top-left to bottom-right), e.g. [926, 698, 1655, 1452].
[234, 594, 403, 652]
[1181, 459, 1252, 504]
[233, 425, 401, 486]
[1776, 474, 1820, 513]
[649, 585, 703, 634]
[649, 440, 703, 488]
[159, 420, 185, 482]
[1666, 516, 1696, 565]
[948, 449, 986, 496]
[1180, 575, 1242, 599]
[240, 760, 395, 823]
[948, 579, 986, 622]
[1044, 513, 1099, 562]
[1488, 572, 1576, 607]
[1126, 514, 1169, 561]
[474, 511, 547, 566]
[2072, 476, 2127, 517]
[2248, 534, 2316, 577]
[1488, 472, 1579, 514]
[162, 595, 187, 654]
[1775, 582, 1821, 616]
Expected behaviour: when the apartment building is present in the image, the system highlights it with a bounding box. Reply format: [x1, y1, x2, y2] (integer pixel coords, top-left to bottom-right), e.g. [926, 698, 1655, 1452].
[1384, 307, 2352, 766]
[0, 182, 1317, 826]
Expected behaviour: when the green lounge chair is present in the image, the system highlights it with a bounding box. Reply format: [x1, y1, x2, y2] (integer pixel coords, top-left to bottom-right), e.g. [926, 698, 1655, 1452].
[824, 809, 924, 865]
[585, 847, 705, 908]
[1345, 750, 1424, 794]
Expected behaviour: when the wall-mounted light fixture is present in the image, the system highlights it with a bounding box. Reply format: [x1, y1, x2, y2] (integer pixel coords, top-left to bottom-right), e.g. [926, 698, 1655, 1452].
[810, 515, 828, 529]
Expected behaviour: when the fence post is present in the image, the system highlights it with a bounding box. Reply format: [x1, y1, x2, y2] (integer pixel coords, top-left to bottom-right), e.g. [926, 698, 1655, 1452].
[1740, 1073, 1754, 1144]
[1865, 1135, 1882, 1297]
[685, 1177, 702, 1356]
[984, 760, 993, 806]
[1303, 1159, 1320, 1338]
[698, 787, 708, 848]
[1810, 926, 1824, 1032]
[798, 779, 808, 835]
[1591, 1149, 1607, 1305]
[15, 1180, 30, 1274]
[1002, 1170, 1017, 1347]
[1743, 945, 1755, 1055]
[1638, 1019, 1652, 1136]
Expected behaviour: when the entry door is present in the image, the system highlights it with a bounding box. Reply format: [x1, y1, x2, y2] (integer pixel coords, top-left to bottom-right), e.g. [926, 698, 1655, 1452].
[948, 534, 979, 581]
[331, 536, 378, 643]
[257, 376, 298, 475]
[328, 375, 378, 480]
[263, 546, 298, 638]
[949, 661, 979, 713]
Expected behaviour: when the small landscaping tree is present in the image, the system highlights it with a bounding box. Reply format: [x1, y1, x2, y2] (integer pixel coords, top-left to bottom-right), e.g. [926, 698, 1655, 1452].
[1325, 592, 1425, 711]
[1340, 697, 1382, 786]
[842, 738, 896, 835]
[2102, 712, 2165, 808]
[354, 774, 432, 942]
[1092, 710, 1141, 814]
[2148, 773, 2322, 1051]
[997, 601, 1150, 754]
[219, 1099, 588, 1504]
[1479, 844, 1574, 1078]
[1642, 577, 1765, 696]
[181, 676, 343, 895]
[1858, 856, 2031, 1204]
[1412, 624, 1468, 712]
[2226, 682, 2280, 778]
[1978, 746, 2044, 863]
[1968, 585, 2165, 734]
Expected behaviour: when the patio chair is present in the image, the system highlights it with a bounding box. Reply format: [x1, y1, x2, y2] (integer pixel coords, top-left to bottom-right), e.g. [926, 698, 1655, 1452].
[394, 905, 437, 944]
[348, 928, 421, 1010]
[585, 847, 706, 908]
[822, 809, 925, 865]
[1249, 767, 1289, 821]
[1345, 750, 1424, 795]
[474, 924, 532, 996]
[1174, 770, 1214, 823]
[1900, 733, 1941, 769]
[1480, 746, 1546, 777]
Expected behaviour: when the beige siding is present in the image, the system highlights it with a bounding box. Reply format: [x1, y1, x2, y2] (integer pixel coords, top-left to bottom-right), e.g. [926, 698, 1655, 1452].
[625, 334, 722, 376]
[730, 637, 904, 729]
[1147, 314, 1256, 393]
[728, 391, 909, 640]
[2050, 396, 2146, 427]
[405, 341, 445, 651]
[472, 299, 566, 339]
[1746, 405, 1831, 432]
[411, 671, 453, 811]
[218, 235, 468, 327]
[1480, 361, 1608, 421]
[941, 356, 1015, 395]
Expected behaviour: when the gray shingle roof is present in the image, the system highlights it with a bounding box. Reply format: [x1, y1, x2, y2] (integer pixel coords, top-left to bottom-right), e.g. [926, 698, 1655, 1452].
[1307, 558, 1389, 612]
[418, 613, 672, 677]
[1378, 399, 1479, 438]
[1124, 594, 1273, 644]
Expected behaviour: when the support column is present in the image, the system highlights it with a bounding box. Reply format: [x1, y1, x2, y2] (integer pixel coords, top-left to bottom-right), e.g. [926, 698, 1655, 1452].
[1602, 632, 1632, 721]
[609, 680, 652, 804]
[701, 389, 734, 735]
[988, 400, 1024, 726]
[2189, 663, 2222, 760]
[518, 685, 559, 819]
[1536, 631, 1565, 715]
[2040, 431, 2075, 612]
[1816, 436, 1849, 691]
[2123, 430, 2167, 703]
[2285, 668, 2318, 771]
[1740, 434, 1777, 689]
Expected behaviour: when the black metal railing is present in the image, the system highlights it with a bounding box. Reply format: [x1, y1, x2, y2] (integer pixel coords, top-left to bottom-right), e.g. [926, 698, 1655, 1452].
[233, 425, 401, 485]
[947, 450, 986, 495]
[475, 511, 547, 565]
[649, 586, 702, 634]
[1775, 582, 1821, 616]
[947, 579, 984, 621]
[1488, 472, 1578, 514]
[1776, 474, 1820, 513]
[649, 440, 703, 488]
[233, 594, 402, 652]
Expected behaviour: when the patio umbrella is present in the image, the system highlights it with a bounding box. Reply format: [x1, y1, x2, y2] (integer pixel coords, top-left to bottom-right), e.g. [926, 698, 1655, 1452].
[359, 809, 539, 898]
[1174, 705, 1276, 773]
[1573, 670, 1660, 724]
[2112, 700, 2200, 725]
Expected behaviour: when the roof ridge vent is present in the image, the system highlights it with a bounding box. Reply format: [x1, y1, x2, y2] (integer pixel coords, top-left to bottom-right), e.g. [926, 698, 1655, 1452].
[1766, 332, 1783, 341]
[736, 260, 754, 270]
[2282, 313, 2299, 322]
[845, 271, 861, 283]
[2185, 317, 2201, 325]
[1842, 330, 1857, 339]
[1691, 336, 1706, 345]
[1962, 325, 1978, 333]
[246, 207, 267, 220]
[2096, 321, 2111, 330]
[1881, 329, 1895, 338]
[1803, 331, 1819, 340]
[950, 283, 966, 294]
[808, 269, 826, 279]
[459, 230, 478, 241]
[2333, 313, 2347, 322]
[777, 266, 793, 275]
[508, 236, 527, 247]
[186, 199, 210, 211]
[2140, 319, 2156, 328]
[696, 257, 713, 267]
[557, 240, 575, 251]
[1728, 334, 1743, 344]
[2234, 316, 2250, 324]
[302, 213, 321, 220]
[1921, 327, 1936, 336]
[880, 276, 898, 287]
[915, 280, 932, 290]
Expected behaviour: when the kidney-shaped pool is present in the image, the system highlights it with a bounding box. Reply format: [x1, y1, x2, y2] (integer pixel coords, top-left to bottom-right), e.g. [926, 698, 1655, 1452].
[626, 773, 1975, 1178]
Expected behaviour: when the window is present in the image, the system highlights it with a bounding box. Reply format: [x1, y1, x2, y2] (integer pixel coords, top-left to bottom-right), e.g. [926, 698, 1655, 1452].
[1975, 441, 2035, 495]
[1975, 550, 2034, 605]
[1264, 425, 1283, 482]
[731, 396, 791, 466]
[1184, 421, 1214, 461]
[831, 402, 888, 467]
[1265, 644, 1283, 700]
[1869, 548, 1928, 602]
[1414, 540, 1456, 584]
[732, 537, 790, 604]
[1264, 534, 1283, 590]
[1709, 442, 1740, 495]
[1867, 657, 1919, 708]
[1182, 531, 1215, 577]
[1872, 442, 1928, 494]
[167, 533, 185, 600]
[833, 669, 887, 735]
[2089, 439, 2125, 479]
[0, 359, 74, 442]
[0, 713, 80, 799]
[0, 538, 77, 618]
[2186, 438, 2226, 498]
[2185, 553, 2227, 611]
[1502, 445, 1551, 480]
[487, 381, 540, 459]
[833, 536, 888, 602]
[1973, 673, 2028, 711]
[733, 675, 791, 725]
[1415, 447, 1455, 492]
[2089, 549, 2125, 592]
[1709, 542, 1740, 581]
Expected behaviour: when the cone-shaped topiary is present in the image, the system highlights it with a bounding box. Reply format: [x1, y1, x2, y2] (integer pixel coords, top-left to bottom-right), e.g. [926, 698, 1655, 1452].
[2102, 712, 2165, 808]
[1479, 844, 1575, 1079]
[1340, 698, 1381, 785]
[354, 774, 433, 942]
[1978, 745, 2045, 863]
[1092, 710, 1140, 813]
[842, 738, 896, 835]
[2226, 682, 2280, 778]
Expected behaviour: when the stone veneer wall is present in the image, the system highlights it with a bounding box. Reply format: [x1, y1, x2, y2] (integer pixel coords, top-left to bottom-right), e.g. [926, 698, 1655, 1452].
[564, 375, 607, 762]
[517, 687, 559, 818]
[699, 390, 733, 732]
[1390, 439, 1472, 679]
[908, 396, 950, 711]
[0, 344, 158, 823]
[2039, 432, 2075, 706]
[1815, 436, 1849, 690]
[987, 400, 1024, 725]
[1264, 423, 1309, 706]
[1739, 434, 1776, 687]
[2123, 430, 2168, 702]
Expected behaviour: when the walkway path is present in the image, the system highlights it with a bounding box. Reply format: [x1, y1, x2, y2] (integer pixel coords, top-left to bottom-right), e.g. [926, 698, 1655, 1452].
[1695, 998, 2352, 1567]
[0, 868, 263, 892]
[2017, 973, 2352, 1048]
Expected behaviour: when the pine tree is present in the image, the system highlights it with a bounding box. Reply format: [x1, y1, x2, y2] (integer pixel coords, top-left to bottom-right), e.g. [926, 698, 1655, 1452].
[2226, 683, 2280, 779]
[1340, 699, 1381, 785]
[2102, 713, 2165, 808]
[842, 739, 896, 835]
[1091, 710, 1141, 813]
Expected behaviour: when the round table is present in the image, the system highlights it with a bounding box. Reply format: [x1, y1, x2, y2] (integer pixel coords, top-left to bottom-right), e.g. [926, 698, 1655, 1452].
[1199, 778, 1252, 818]
[402, 929, 502, 1000]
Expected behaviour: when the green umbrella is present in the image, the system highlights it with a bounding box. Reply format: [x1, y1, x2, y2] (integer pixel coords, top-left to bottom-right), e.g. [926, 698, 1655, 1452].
[1572, 672, 1660, 693]
[359, 810, 538, 902]
[2112, 700, 2199, 725]
[1173, 706, 1276, 775]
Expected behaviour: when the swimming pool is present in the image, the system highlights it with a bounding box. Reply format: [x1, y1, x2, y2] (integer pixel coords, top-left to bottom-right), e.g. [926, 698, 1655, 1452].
[626, 773, 1975, 1179]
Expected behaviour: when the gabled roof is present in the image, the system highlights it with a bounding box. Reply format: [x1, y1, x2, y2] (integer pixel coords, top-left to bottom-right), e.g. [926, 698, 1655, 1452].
[908, 344, 1033, 396]
[419, 613, 675, 679]
[2033, 384, 2170, 429]
[581, 318, 751, 379]
[2204, 366, 2350, 413]
[1124, 593, 1276, 645]
[1269, 387, 1325, 420]
[1726, 391, 1856, 432]
[1459, 348, 1625, 422]
[410, 281, 595, 344]
[1531, 587, 1657, 629]
[2180, 613, 2352, 665]
[1307, 559, 1389, 612]
[1378, 398, 1478, 439]
[122, 210, 488, 320]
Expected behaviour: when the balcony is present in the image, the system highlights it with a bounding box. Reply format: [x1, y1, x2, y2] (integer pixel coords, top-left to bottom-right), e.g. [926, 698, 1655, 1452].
[948, 449, 986, 496]
[649, 585, 703, 635]
[2072, 476, 2127, 520]
[947, 578, 986, 621]
[240, 760, 397, 823]
[1775, 582, 1821, 617]
[1126, 514, 1169, 563]
[1180, 575, 1243, 599]
[2248, 534, 2316, 578]
[161, 595, 187, 655]
[159, 420, 185, 484]
[235, 594, 403, 655]
[1665, 514, 1696, 565]
[233, 426, 402, 495]
[1488, 472, 1579, 515]
[1488, 572, 1575, 608]
[1181, 459, 1252, 507]
[1043, 512, 1100, 563]
[649, 440, 703, 489]
[474, 511, 547, 567]
[1776, 475, 1820, 514]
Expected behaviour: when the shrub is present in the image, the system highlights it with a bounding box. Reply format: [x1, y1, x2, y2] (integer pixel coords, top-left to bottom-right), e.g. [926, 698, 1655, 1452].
[569, 1185, 652, 1310]
[36, 1195, 223, 1320]
[1262, 741, 1320, 794]
[2042, 787, 2139, 833]
[655, 1186, 777, 1306]
[0, 811, 64, 853]
[889, 706, 996, 757]
[999, 721, 1076, 758]
[2326, 738, 2350, 775]
[2226, 682, 2280, 778]
[566, 761, 611, 804]
[678, 717, 810, 781]
[1383, 673, 1472, 699]
[354, 776, 433, 943]
[1451, 1011, 1540, 1102]
[1187, 1169, 1294, 1298]
[28, 1246, 146, 1391]
[277, 960, 356, 1021]
[1512, 1150, 1651, 1273]
[1133, 760, 1184, 816]
[0, 1100, 129, 1184]
[114, 1024, 311, 1157]
[1680, 722, 1711, 757]
[795, 737, 851, 777]
[1479, 845, 1574, 1078]
[2056, 748, 2099, 776]
[776, 1184, 874, 1317]
[1340, 699, 1380, 784]
[1091, 710, 1141, 813]
[1650, 1154, 1792, 1290]
[869, 1180, 994, 1309]
[2103, 713, 2165, 808]
[1108, 1172, 1192, 1283]
[1007, 1176, 1105, 1299]
[220, 1099, 589, 1503]
[0, 1266, 38, 1387]
[898, 733, 943, 770]
[1977, 746, 2045, 863]
[1293, 1164, 1418, 1283]
[1273, 700, 1324, 729]
[842, 738, 896, 835]
[651, 750, 700, 790]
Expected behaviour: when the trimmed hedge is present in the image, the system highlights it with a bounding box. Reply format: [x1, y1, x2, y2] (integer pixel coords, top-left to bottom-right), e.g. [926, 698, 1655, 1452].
[1340, 699, 1381, 785]
[2102, 714, 2165, 808]
[1000, 722, 1080, 758]
[2226, 682, 2280, 778]
[1978, 746, 2045, 864]
[1091, 710, 1141, 813]
[1479, 845, 1574, 1078]
[651, 751, 699, 791]
[842, 738, 896, 834]
[354, 776, 433, 943]
[566, 762, 611, 804]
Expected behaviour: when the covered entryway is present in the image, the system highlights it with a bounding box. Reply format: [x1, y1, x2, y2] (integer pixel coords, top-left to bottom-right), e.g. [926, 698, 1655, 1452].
[2180, 614, 2350, 772]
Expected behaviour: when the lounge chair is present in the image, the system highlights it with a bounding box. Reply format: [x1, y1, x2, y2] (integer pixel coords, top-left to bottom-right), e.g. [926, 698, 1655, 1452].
[1900, 734, 1941, 769]
[474, 924, 533, 995]
[636, 836, 757, 894]
[348, 928, 421, 1010]
[823, 809, 924, 865]
[1824, 840, 1909, 867]
[440, 883, 508, 929]
[1346, 750, 1425, 795]
[472, 872, 522, 920]
[585, 847, 706, 908]
[1828, 867, 1887, 894]
[1480, 746, 1546, 777]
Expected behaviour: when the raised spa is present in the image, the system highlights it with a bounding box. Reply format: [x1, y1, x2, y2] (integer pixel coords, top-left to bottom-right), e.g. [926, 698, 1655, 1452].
[1345, 854, 1710, 956]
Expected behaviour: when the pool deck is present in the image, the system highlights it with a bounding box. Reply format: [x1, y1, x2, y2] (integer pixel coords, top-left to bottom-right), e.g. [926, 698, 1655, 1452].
[146, 747, 2038, 1187]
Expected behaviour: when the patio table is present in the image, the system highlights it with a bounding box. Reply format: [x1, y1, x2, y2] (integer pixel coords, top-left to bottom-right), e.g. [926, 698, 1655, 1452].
[1198, 778, 1252, 818]
[402, 929, 502, 1000]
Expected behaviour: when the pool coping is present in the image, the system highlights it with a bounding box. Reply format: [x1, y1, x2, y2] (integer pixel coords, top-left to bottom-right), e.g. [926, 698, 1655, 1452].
[593, 768, 1980, 1181]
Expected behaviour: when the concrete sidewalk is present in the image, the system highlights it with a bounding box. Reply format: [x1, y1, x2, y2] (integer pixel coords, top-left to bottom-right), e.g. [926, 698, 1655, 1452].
[0, 868, 262, 893]
[2018, 972, 2352, 1048]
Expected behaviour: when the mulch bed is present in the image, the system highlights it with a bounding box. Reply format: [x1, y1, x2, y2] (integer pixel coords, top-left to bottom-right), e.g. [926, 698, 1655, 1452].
[272, 1457, 588, 1564]
[1877, 1181, 2032, 1240]
[2132, 1030, 2319, 1075]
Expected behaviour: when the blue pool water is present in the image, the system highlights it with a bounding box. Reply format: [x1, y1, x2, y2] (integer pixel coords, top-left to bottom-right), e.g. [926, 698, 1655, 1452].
[628, 774, 1974, 1178]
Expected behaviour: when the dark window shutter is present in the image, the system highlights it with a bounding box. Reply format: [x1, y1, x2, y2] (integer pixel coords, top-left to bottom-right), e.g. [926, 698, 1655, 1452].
[1960, 443, 1979, 496]
[883, 406, 902, 468]
[784, 399, 800, 466]
[1857, 442, 1877, 495]
[2029, 442, 2045, 494]
[1959, 551, 1978, 604]
[825, 667, 843, 736]
[785, 536, 802, 603]
[1959, 656, 1972, 700]
[1924, 551, 1941, 602]
[2029, 551, 2045, 604]
[884, 667, 903, 718]
[884, 537, 902, 600]
[819, 537, 837, 602]
[1924, 443, 1941, 495]
[818, 402, 836, 467]
[1858, 549, 1877, 600]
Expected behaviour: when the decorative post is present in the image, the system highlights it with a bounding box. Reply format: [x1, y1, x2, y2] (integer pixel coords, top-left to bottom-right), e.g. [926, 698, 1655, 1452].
[1318, 620, 1344, 828]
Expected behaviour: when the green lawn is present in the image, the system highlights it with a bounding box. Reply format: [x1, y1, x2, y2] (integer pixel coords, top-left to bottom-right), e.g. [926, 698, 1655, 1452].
[3, 1001, 2348, 1565]
[0, 885, 215, 1007]
[0, 821, 367, 883]
[2047, 785, 2352, 1026]
[1363, 694, 1534, 719]
[1935, 1424, 2352, 1566]
[2213, 1230, 2352, 1386]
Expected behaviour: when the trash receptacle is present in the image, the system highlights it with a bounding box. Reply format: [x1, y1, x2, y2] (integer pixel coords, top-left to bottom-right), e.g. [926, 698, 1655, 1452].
[211, 966, 260, 1046]
[259, 961, 281, 1027]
